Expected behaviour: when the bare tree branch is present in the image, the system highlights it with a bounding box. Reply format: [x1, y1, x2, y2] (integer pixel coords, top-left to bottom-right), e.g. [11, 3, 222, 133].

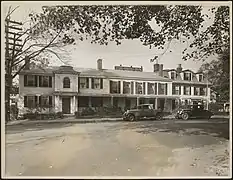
[5, 6, 20, 20]
[12, 29, 62, 79]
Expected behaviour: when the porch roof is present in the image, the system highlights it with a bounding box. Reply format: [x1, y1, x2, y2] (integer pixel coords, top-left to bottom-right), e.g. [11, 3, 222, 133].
[53, 91, 78, 96]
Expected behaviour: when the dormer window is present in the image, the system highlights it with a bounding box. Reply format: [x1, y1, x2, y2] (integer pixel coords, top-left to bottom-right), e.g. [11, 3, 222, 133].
[198, 74, 203, 82]
[63, 77, 70, 88]
[184, 72, 192, 81]
[170, 71, 177, 80]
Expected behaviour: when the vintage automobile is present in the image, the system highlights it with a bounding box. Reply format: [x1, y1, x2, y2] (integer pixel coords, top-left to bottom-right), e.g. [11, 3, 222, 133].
[123, 104, 163, 121]
[175, 104, 214, 120]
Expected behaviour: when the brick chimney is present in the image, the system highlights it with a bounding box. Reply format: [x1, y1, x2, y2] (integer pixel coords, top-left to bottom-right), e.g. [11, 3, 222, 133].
[153, 63, 160, 73]
[177, 64, 183, 73]
[97, 59, 102, 70]
[159, 64, 163, 76]
[24, 56, 30, 70]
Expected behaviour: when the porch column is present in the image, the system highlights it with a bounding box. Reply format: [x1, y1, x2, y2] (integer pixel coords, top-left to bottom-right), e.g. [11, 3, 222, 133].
[134, 81, 136, 95]
[120, 81, 123, 94]
[88, 96, 92, 107]
[111, 96, 114, 106]
[136, 97, 140, 106]
[155, 98, 158, 109]
[145, 82, 148, 95]
[191, 86, 194, 96]
[76, 96, 79, 112]
[54, 95, 60, 112]
[72, 96, 76, 113]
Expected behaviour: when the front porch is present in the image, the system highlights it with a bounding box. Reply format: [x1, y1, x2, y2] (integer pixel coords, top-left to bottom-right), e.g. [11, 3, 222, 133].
[77, 95, 177, 113]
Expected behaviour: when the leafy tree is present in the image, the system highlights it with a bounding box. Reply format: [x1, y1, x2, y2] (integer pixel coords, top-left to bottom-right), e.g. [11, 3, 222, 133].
[198, 48, 230, 102]
[31, 5, 229, 60]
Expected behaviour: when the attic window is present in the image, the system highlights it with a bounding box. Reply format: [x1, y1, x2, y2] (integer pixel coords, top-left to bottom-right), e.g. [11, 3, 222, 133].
[171, 72, 177, 80]
[184, 72, 192, 81]
[198, 74, 203, 82]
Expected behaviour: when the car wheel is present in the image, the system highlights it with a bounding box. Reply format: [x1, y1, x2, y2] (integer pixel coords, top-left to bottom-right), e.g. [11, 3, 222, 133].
[155, 114, 163, 121]
[181, 113, 189, 120]
[128, 114, 135, 121]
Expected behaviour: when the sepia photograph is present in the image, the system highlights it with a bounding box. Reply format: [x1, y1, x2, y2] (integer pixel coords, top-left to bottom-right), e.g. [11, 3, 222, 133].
[1, 1, 232, 178]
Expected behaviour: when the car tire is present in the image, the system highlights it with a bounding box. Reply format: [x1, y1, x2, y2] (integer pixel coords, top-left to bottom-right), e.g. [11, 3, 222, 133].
[155, 113, 163, 121]
[181, 113, 189, 120]
[128, 114, 136, 121]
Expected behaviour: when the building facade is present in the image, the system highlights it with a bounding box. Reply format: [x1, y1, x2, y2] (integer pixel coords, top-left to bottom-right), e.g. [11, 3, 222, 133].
[18, 59, 211, 115]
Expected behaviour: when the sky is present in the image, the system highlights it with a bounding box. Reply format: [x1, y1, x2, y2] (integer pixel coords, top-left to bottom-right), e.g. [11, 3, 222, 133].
[2, 1, 225, 73]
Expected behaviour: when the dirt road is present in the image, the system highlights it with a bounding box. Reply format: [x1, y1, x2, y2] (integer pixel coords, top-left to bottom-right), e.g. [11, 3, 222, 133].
[4, 119, 231, 177]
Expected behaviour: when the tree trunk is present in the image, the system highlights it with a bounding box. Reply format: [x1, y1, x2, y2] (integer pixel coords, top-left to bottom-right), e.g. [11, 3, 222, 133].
[5, 74, 12, 123]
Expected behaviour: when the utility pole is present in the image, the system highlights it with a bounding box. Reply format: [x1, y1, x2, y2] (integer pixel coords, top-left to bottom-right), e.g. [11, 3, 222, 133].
[5, 15, 23, 122]
[206, 72, 209, 110]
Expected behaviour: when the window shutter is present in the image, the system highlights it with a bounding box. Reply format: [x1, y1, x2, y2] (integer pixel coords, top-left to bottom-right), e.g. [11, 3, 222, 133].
[183, 86, 186, 95]
[110, 80, 113, 93]
[86, 78, 89, 88]
[100, 78, 103, 89]
[165, 83, 168, 95]
[24, 75, 27, 86]
[34, 75, 38, 87]
[118, 81, 121, 93]
[189, 73, 192, 81]
[91, 78, 94, 89]
[143, 82, 146, 94]
[39, 96, 42, 107]
[35, 96, 38, 107]
[172, 85, 175, 95]
[24, 96, 28, 107]
[154, 83, 157, 95]
[179, 86, 181, 95]
[39, 76, 42, 87]
[190, 86, 192, 95]
[49, 76, 52, 87]
[131, 81, 134, 94]
[49, 96, 52, 106]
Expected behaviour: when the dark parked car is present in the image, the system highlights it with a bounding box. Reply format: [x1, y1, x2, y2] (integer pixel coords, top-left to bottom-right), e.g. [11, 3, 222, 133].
[175, 104, 214, 120]
[123, 104, 163, 121]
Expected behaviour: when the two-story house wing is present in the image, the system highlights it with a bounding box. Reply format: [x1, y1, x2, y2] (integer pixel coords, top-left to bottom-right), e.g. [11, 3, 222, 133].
[161, 64, 211, 109]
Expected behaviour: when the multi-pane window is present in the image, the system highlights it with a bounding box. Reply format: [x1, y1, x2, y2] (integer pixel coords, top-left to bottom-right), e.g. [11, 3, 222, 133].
[158, 83, 167, 95]
[184, 72, 192, 81]
[24, 96, 52, 108]
[24, 75, 52, 87]
[110, 81, 120, 93]
[198, 74, 203, 82]
[148, 83, 155, 94]
[184, 86, 191, 95]
[172, 85, 180, 95]
[136, 82, 143, 94]
[24, 96, 37, 108]
[200, 87, 206, 96]
[123, 81, 131, 94]
[79, 77, 89, 88]
[63, 77, 70, 88]
[24, 75, 37, 87]
[39, 96, 52, 108]
[39, 76, 52, 87]
[91, 78, 103, 89]
[194, 87, 200, 95]
[171, 72, 177, 80]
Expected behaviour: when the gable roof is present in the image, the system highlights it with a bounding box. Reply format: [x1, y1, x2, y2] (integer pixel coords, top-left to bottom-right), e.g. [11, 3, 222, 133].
[20, 66, 172, 82]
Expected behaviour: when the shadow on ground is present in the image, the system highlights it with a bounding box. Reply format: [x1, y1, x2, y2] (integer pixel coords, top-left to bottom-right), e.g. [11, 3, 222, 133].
[5, 122, 74, 134]
[121, 120, 229, 139]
